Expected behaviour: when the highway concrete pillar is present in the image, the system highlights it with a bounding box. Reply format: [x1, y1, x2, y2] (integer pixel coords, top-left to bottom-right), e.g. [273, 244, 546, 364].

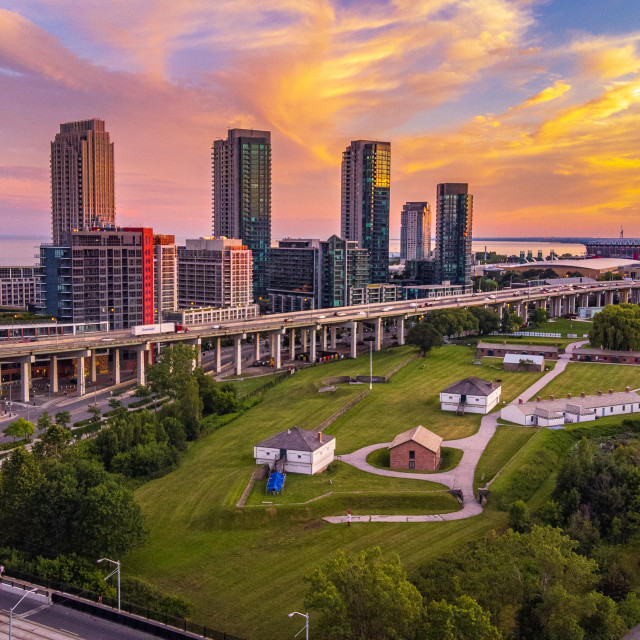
[289, 328, 296, 361]
[330, 326, 337, 349]
[358, 322, 364, 343]
[90, 350, 97, 383]
[19, 357, 31, 403]
[214, 337, 222, 373]
[321, 325, 328, 351]
[350, 321, 358, 359]
[234, 335, 243, 376]
[607, 291, 614, 306]
[397, 316, 405, 345]
[374, 317, 382, 351]
[50, 355, 58, 394]
[271, 332, 281, 369]
[135, 348, 146, 387]
[623, 289, 630, 303]
[310, 329, 317, 363]
[188, 338, 202, 369]
[77, 355, 86, 397]
[113, 348, 121, 385]
[302, 329, 308, 353]
[254, 332, 261, 362]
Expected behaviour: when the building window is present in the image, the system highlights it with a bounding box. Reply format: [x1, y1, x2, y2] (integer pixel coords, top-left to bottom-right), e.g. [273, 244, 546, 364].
[409, 450, 415, 459]
[409, 460, 415, 469]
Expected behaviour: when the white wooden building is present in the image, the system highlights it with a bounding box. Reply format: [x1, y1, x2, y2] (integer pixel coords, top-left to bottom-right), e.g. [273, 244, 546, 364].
[501, 390, 640, 426]
[440, 377, 502, 414]
[254, 427, 336, 475]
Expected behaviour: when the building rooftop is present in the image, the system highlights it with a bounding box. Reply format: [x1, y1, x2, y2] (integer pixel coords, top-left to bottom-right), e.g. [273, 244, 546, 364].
[478, 342, 558, 354]
[442, 377, 499, 396]
[257, 427, 334, 452]
[574, 347, 640, 358]
[504, 353, 544, 365]
[389, 426, 443, 453]
[512, 391, 639, 416]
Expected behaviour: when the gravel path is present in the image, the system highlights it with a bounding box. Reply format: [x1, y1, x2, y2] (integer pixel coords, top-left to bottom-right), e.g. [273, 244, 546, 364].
[324, 340, 587, 524]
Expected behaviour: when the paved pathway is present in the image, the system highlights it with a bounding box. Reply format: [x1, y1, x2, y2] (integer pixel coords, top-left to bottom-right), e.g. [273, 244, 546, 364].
[324, 340, 587, 524]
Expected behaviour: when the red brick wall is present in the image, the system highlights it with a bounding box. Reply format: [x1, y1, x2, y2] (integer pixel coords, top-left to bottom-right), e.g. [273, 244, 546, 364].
[390, 441, 440, 471]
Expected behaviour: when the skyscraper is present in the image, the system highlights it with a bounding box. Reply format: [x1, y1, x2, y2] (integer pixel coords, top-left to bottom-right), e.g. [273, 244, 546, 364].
[51, 119, 115, 245]
[341, 140, 391, 284]
[400, 202, 431, 261]
[212, 129, 271, 300]
[435, 183, 473, 285]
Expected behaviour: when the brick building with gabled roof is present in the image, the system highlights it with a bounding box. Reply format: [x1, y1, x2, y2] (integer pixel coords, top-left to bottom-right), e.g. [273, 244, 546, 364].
[389, 426, 443, 471]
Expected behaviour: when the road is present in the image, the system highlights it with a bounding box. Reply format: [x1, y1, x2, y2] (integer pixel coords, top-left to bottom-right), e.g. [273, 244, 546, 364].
[0, 280, 632, 360]
[0, 589, 158, 640]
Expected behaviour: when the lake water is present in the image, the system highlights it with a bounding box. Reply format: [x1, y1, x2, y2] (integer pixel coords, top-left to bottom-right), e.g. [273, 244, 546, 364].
[0, 235, 586, 266]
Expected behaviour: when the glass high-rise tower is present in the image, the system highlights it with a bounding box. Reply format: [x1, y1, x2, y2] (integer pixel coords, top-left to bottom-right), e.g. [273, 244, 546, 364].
[400, 202, 431, 261]
[50, 119, 115, 245]
[212, 128, 271, 300]
[341, 140, 391, 284]
[435, 183, 473, 285]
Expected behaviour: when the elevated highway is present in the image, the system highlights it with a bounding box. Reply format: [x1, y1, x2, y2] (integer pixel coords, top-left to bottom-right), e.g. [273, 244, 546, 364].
[0, 280, 637, 402]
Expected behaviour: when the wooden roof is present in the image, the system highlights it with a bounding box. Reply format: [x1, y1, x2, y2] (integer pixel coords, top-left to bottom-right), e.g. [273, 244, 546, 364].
[389, 426, 443, 453]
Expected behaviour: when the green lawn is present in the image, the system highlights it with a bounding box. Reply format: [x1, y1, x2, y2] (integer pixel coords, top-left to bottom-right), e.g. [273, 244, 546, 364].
[324, 345, 546, 453]
[479, 335, 574, 347]
[245, 460, 448, 505]
[126, 345, 517, 639]
[529, 316, 592, 337]
[539, 362, 640, 398]
[474, 425, 538, 490]
[366, 446, 463, 474]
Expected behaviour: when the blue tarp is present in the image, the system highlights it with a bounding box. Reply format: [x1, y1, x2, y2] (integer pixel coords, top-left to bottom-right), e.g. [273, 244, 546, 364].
[267, 471, 285, 493]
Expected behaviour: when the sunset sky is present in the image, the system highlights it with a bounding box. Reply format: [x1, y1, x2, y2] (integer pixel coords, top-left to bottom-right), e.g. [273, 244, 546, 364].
[1, 0, 639, 240]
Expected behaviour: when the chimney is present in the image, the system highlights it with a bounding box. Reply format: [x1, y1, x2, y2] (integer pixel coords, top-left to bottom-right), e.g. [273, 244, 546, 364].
[518, 398, 523, 404]
[318, 431, 323, 443]
[597, 390, 602, 396]
[567, 393, 571, 399]
[626, 386, 630, 392]
[609, 389, 613, 394]
[581, 392, 585, 398]
[287, 428, 291, 434]
[536, 397, 541, 402]
[550, 395, 554, 401]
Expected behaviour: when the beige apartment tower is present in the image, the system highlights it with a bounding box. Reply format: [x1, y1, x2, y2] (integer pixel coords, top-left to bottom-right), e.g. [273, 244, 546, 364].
[51, 119, 115, 245]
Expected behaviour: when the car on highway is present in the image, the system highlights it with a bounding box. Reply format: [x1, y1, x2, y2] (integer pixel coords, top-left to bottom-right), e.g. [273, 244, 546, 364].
[334, 312, 346, 316]
[383, 306, 392, 311]
[357, 311, 366, 315]
[212, 325, 220, 329]
[317, 315, 326, 319]
[101, 338, 114, 342]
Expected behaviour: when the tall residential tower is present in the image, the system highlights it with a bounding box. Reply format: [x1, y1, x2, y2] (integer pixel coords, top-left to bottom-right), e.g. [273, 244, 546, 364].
[400, 202, 431, 261]
[212, 128, 271, 300]
[51, 119, 115, 245]
[435, 183, 473, 285]
[341, 140, 391, 284]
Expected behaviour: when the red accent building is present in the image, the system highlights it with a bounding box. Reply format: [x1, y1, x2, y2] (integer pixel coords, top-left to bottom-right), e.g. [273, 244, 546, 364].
[389, 426, 443, 471]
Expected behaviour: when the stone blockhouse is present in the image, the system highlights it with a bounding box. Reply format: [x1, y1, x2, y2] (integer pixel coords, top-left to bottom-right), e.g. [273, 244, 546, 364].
[440, 377, 502, 414]
[389, 426, 443, 471]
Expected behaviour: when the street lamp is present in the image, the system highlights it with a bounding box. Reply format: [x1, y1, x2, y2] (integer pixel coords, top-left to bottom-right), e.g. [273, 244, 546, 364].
[97, 557, 120, 611]
[9, 588, 37, 639]
[288, 611, 309, 640]
[52, 317, 58, 347]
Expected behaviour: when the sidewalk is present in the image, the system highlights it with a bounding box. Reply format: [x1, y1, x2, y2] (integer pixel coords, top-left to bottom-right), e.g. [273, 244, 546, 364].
[0, 612, 77, 639]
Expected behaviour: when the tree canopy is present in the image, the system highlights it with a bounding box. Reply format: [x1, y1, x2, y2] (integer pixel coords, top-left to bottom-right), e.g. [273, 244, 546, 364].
[589, 304, 640, 351]
[407, 323, 443, 356]
[147, 343, 199, 398]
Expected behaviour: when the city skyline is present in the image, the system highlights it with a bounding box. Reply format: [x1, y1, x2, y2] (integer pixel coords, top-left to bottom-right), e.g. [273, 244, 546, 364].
[0, 2, 639, 240]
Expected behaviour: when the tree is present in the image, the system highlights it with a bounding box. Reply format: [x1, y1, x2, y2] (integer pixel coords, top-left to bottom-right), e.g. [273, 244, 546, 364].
[424, 596, 501, 640]
[407, 323, 443, 356]
[108, 397, 122, 411]
[133, 385, 151, 399]
[33, 424, 73, 459]
[470, 307, 501, 335]
[180, 377, 203, 440]
[305, 547, 423, 640]
[3, 417, 34, 442]
[37, 411, 53, 432]
[54, 411, 71, 429]
[500, 310, 523, 334]
[508, 500, 531, 533]
[147, 343, 199, 398]
[87, 404, 102, 424]
[529, 308, 550, 327]
[589, 304, 640, 351]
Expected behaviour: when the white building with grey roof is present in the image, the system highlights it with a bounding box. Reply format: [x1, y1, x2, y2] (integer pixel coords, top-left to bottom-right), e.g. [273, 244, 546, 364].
[440, 377, 502, 414]
[502, 389, 640, 426]
[254, 427, 336, 475]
